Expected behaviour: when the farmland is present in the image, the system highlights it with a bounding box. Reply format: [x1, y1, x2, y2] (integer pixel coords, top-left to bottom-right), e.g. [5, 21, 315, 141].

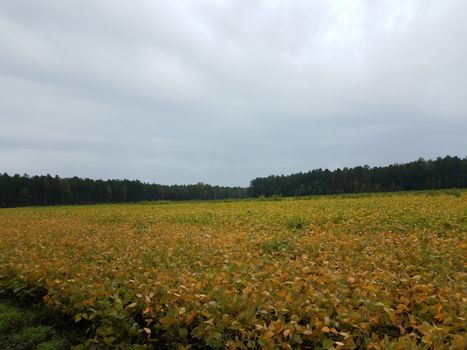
[0, 191, 466, 349]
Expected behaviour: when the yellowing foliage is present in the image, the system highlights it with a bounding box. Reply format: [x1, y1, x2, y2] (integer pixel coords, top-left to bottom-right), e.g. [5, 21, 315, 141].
[0, 192, 466, 349]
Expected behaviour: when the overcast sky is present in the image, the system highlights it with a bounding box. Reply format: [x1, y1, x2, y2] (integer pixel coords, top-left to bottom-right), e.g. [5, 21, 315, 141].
[0, 0, 466, 186]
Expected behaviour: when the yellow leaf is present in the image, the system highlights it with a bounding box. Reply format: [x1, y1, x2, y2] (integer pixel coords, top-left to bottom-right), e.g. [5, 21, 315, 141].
[359, 322, 369, 331]
[452, 335, 465, 350]
[399, 296, 410, 305]
[283, 329, 292, 338]
[143, 327, 151, 334]
[339, 332, 350, 339]
[434, 312, 449, 321]
[264, 330, 275, 339]
[396, 304, 409, 313]
[186, 310, 197, 325]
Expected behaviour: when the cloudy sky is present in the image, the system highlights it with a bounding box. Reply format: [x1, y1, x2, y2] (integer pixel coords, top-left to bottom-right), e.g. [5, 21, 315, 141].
[0, 0, 466, 186]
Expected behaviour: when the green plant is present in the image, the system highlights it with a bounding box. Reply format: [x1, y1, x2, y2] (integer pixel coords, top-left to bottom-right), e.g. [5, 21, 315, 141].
[285, 216, 309, 230]
[11, 325, 54, 348]
[260, 238, 292, 253]
[36, 339, 69, 350]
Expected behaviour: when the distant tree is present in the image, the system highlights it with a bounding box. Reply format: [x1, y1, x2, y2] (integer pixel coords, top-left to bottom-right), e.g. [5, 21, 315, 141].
[249, 155, 467, 197]
[18, 187, 32, 206]
[105, 185, 113, 202]
[0, 155, 464, 207]
[59, 179, 72, 203]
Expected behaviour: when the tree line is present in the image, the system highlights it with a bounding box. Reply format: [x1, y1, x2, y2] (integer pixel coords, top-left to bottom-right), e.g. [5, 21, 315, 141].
[0, 176, 247, 207]
[0, 155, 465, 207]
[248, 155, 466, 197]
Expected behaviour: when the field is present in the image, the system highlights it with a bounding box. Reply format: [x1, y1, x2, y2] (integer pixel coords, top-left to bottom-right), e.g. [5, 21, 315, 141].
[0, 191, 466, 349]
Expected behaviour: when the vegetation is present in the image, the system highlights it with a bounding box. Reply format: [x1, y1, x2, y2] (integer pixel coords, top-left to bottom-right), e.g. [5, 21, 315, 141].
[0, 175, 247, 207]
[249, 156, 466, 197]
[0, 191, 465, 348]
[1, 155, 466, 208]
[0, 297, 74, 349]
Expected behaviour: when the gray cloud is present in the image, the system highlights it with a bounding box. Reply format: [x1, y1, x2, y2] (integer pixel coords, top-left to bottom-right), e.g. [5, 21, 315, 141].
[0, 0, 466, 186]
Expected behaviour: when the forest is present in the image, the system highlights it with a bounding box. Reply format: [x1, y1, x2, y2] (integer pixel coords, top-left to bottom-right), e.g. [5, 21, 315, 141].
[249, 155, 466, 197]
[0, 177, 247, 207]
[0, 155, 465, 207]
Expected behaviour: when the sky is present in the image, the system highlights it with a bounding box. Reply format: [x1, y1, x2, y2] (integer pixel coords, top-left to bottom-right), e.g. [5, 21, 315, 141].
[0, 0, 466, 186]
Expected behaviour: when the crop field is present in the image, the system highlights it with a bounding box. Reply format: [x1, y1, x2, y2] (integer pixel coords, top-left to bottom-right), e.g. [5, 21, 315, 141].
[0, 191, 466, 349]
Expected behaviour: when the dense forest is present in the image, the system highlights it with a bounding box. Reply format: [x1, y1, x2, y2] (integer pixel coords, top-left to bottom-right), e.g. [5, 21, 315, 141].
[0, 176, 247, 207]
[0, 156, 465, 207]
[249, 156, 466, 197]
